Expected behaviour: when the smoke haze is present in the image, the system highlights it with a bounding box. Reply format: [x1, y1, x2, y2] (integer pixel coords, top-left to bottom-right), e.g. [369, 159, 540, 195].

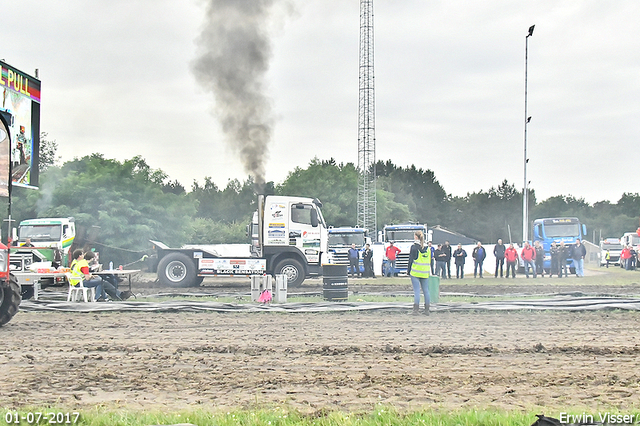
[192, 0, 284, 187]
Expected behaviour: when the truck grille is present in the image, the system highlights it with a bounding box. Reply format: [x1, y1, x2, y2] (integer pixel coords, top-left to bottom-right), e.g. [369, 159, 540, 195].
[331, 252, 350, 265]
[395, 253, 410, 270]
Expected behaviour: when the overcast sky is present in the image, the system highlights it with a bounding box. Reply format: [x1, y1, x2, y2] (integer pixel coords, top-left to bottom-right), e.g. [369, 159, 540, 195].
[2, 0, 639, 204]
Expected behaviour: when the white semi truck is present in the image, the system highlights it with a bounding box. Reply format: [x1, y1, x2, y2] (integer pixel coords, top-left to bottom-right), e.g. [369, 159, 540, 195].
[153, 195, 328, 287]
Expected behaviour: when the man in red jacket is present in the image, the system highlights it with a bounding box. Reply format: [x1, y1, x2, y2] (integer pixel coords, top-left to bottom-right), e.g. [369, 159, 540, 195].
[504, 243, 519, 278]
[521, 242, 537, 278]
[385, 241, 401, 277]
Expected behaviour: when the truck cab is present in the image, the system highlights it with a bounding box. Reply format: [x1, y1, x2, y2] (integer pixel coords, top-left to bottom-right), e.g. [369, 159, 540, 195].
[532, 217, 586, 272]
[11, 217, 75, 273]
[260, 195, 328, 284]
[326, 227, 371, 273]
[600, 237, 622, 266]
[382, 223, 428, 275]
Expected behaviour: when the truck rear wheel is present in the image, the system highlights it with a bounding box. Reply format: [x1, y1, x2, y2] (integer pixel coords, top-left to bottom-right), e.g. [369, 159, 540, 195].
[157, 253, 198, 287]
[0, 278, 21, 326]
[274, 258, 305, 288]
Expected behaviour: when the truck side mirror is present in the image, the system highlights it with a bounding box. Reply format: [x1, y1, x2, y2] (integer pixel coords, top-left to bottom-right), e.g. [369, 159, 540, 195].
[311, 209, 318, 227]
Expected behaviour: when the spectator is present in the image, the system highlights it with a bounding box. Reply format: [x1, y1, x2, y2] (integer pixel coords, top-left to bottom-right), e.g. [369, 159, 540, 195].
[621, 245, 631, 270]
[558, 241, 569, 278]
[84, 251, 132, 300]
[348, 243, 361, 278]
[453, 243, 467, 279]
[494, 238, 505, 278]
[427, 241, 435, 275]
[363, 243, 375, 278]
[505, 243, 519, 278]
[434, 244, 447, 279]
[631, 246, 637, 270]
[407, 230, 431, 315]
[385, 241, 401, 277]
[549, 242, 560, 277]
[472, 242, 486, 278]
[443, 241, 452, 279]
[69, 249, 107, 301]
[521, 242, 537, 278]
[604, 249, 611, 268]
[571, 239, 587, 277]
[534, 241, 545, 277]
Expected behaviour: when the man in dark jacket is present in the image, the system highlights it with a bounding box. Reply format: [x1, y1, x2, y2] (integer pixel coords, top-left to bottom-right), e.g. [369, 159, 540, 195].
[453, 243, 467, 279]
[549, 242, 560, 277]
[534, 241, 545, 277]
[348, 243, 360, 278]
[558, 241, 569, 277]
[472, 242, 486, 278]
[571, 239, 587, 277]
[363, 243, 375, 278]
[494, 239, 506, 278]
[434, 244, 447, 279]
[443, 241, 452, 279]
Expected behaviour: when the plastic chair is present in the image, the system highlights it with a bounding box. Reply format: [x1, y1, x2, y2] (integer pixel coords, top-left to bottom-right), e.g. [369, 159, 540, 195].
[66, 273, 96, 302]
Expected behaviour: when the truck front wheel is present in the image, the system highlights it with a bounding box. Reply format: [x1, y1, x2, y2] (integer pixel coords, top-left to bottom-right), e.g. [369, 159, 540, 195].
[0, 278, 21, 326]
[274, 258, 305, 288]
[157, 253, 198, 287]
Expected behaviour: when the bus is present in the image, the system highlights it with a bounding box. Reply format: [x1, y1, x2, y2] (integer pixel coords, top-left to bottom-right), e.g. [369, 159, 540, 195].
[532, 217, 586, 273]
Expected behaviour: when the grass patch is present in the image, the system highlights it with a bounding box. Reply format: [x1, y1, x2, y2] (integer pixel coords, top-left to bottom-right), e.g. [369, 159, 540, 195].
[0, 406, 591, 426]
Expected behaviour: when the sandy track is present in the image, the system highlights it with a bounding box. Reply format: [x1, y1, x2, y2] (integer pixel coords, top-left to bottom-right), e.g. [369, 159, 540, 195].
[2, 307, 640, 413]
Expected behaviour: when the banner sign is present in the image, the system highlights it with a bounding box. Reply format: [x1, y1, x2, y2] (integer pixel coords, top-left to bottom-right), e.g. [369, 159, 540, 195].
[0, 60, 41, 189]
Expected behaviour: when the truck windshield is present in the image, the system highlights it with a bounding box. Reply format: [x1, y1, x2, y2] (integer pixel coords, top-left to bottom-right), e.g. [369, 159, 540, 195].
[386, 230, 420, 242]
[19, 225, 62, 242]
[328, 233, 365, 247]
[543, 223, 580, 238]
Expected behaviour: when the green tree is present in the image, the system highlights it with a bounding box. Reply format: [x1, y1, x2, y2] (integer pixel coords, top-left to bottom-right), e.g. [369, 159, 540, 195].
[375, 160, 446, 225]
[38, 132, 60, 172]
[276, 158, 359, 227]
[25, 154, 197, 265]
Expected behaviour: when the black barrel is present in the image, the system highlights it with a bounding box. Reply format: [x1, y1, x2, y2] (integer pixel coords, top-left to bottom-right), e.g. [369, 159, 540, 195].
[322, 264, 348, 301]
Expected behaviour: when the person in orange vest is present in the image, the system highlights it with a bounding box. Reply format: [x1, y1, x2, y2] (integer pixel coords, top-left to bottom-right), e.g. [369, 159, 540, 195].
[521, 242, 537, 278]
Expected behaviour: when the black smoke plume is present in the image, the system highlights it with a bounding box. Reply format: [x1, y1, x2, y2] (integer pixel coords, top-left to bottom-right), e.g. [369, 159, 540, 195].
[192, 0, 282, 189]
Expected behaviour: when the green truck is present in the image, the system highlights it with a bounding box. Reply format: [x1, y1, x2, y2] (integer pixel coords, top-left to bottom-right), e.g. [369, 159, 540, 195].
[10, 217, 76, 299]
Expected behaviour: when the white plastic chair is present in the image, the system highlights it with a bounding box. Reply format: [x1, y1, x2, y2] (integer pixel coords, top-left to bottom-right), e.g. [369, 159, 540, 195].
[66, 273, 96, 302]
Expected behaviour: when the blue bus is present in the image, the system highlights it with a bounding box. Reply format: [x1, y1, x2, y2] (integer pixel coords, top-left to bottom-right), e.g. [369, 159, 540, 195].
[532, 217, 587, 273]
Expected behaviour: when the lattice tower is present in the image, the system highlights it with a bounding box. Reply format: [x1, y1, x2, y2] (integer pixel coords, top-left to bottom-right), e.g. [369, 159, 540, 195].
[357, 0, 377, 240]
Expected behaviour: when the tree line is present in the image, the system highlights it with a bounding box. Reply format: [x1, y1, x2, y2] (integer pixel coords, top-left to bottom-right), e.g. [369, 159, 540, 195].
[3, 151, 638, 267]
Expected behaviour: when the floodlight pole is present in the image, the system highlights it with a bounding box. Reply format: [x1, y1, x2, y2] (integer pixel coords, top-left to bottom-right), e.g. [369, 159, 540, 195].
[523, 24, 534, 244]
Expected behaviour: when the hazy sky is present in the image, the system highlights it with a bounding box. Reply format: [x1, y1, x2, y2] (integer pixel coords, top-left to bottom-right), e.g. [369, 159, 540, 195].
[2, 0, 638, 203]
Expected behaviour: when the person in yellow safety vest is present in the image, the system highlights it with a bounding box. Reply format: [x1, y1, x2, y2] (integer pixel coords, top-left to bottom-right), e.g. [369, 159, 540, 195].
[605, 249, 611, 268]
[70, 249, 107, 301]
[407, 230, 431, 316]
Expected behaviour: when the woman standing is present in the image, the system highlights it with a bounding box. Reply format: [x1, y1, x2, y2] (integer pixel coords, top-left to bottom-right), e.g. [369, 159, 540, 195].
[407, 230, 431, 315]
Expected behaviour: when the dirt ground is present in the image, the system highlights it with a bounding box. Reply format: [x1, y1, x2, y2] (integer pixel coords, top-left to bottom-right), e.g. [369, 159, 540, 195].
[2, 272, 640, 414]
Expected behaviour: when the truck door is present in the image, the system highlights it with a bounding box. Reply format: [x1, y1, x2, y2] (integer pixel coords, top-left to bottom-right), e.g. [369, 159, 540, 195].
[289, 203, 322, 264]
